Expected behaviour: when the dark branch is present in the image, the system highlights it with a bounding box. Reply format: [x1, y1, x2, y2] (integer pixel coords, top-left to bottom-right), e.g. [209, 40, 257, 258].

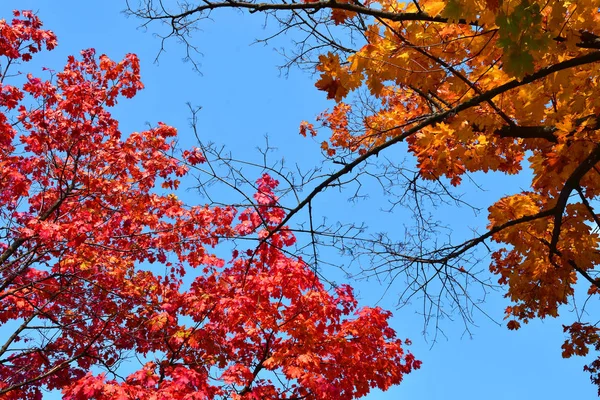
[493, 114, 600, 143]
[549, 144, 600, 252]
[495, 125, 559, 143]
[129, 0, 476, 26]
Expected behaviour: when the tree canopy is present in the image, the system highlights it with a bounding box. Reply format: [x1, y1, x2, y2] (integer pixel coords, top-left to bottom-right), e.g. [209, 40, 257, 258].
[3, 0, 600, 396]
[127, 0, 600, 393]
[0, 11, 419, 399]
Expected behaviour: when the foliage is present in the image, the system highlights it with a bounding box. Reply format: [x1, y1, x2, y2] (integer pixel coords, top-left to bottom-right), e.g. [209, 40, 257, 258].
[128, 0, 600, 393]
[0, 11, 420, 399]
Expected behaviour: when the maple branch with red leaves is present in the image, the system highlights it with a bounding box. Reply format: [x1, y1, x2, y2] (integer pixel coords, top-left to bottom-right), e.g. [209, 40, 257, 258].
[0, 11, 420, 399]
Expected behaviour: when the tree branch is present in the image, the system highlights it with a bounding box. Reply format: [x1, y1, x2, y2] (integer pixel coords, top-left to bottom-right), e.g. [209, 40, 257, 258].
[270, 51, 600, 237]
[549, 144, 600, 252]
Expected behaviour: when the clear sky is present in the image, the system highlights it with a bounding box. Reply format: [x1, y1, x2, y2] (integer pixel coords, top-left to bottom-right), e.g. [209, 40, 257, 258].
[1, 1, 598, 398]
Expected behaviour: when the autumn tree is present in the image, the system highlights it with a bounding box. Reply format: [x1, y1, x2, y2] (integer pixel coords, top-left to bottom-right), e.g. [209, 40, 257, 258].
[128, 0, 600, 393]
[0, 11, 421, 399]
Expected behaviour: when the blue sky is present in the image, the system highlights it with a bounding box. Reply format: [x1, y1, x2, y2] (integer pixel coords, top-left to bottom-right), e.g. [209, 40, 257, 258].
[2, 1, 598, 398]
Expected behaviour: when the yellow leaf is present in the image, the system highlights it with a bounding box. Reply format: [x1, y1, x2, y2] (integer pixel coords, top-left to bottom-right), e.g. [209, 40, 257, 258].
[424, 0, 446, 16]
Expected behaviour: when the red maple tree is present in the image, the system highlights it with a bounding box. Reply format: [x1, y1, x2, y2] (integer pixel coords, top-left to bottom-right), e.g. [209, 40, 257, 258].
[0, 11, 419, 399]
